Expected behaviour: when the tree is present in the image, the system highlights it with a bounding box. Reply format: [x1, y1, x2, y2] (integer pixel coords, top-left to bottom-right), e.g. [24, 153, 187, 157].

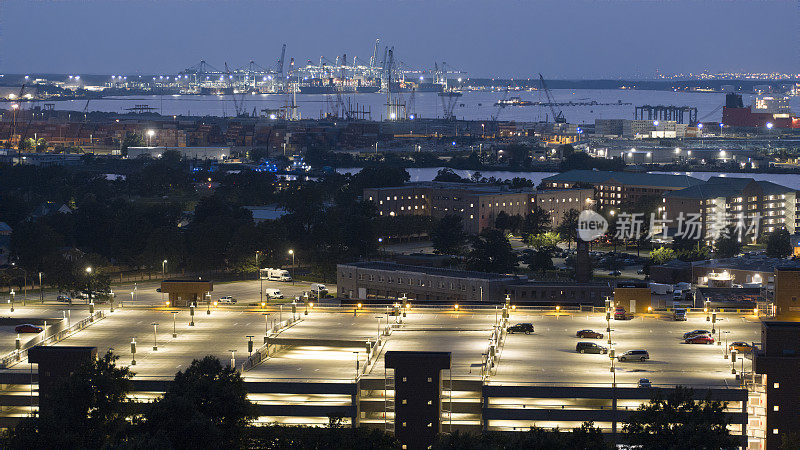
[525, 248, 555, 274]
[121, 132, 145, 155]
[466, 228, 515, 273]
[650, 247, 676, 266]
[526, 231, 561, 249]
[5, 351, 134, 448]
[623, 386, 739, 450]
[432, 167, 466, 183]
[432, 422, 608, 449]
[431, 215, 468, 255]
[557, 209, 580, 250]
[521, 206, 551, 238]
[714, 224, 743, 258]
[494, 211, 511, 232]
[765, 228, 792, 258]
[143, 356, 257, 449]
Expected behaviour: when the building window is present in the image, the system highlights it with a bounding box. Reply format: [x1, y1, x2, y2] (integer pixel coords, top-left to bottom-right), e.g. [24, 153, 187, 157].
[774, 383, 780, 389]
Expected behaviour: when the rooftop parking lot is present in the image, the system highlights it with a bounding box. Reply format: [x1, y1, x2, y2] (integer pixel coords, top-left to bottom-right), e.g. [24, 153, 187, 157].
[0, 306, 761, 390]
[495, 310, 761, 387]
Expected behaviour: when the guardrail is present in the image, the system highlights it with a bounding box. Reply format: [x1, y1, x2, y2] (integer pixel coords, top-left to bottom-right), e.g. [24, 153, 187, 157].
[241, 316, 303, 372]
[0, 310, 106, 368]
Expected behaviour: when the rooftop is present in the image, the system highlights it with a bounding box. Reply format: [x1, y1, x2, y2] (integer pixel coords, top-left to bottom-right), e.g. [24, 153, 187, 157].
[665, 176, 796, 199]
[339, 261, 521, 281]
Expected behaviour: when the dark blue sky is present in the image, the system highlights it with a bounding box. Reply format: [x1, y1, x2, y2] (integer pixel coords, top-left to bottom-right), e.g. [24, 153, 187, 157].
[2, 0, 797, 78]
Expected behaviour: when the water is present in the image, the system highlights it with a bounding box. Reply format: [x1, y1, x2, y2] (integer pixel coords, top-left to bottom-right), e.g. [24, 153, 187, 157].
[18, 89, 798, 123]
[337, 167, 800, 190]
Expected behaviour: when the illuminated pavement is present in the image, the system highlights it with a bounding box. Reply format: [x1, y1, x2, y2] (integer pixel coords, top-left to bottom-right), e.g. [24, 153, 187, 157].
[495, 310, 761, 387]
[0, 306, 762, 389]
[0, 306, 93, 354]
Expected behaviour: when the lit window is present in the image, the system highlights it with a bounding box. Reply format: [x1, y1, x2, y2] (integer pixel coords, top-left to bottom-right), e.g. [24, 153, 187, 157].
[774, 383, 780, 389]
[774, 406, 779, 411]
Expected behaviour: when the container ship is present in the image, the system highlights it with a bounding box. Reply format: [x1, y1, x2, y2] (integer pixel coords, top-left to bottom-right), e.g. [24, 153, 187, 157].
[298, 77, 381, 94]
[722, 93, 800, 129]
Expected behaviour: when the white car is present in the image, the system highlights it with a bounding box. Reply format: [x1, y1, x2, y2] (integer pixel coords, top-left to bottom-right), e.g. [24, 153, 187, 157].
[218, 296, 237, 304]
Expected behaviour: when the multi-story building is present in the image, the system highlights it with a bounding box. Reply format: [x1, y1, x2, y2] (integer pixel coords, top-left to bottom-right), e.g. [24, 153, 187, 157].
[541, 170, 702, 209]
[363, 182, 593, 234]
[663, 177, 798, 243]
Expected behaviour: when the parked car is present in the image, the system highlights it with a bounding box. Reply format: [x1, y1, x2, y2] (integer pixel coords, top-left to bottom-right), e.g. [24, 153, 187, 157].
[618, 350, 649, 362]
[264, 288, 283, 299]
[672, 309, 687, 321]
[614, 307, 631, 320]
[576, 342, 608, 354]
[218, 296, 237, 304]
[507, 323, 534, 334]
[609, 270, 622, 277]
[576, 329, 603, 339]
[685, 334, 714, 344]
[729, 342, 753, 353]
[56, 294, 72, 303]
[637, 378, 652, 388]
[309, 283, 328, 297]
[15, 324, 43, 333]
[683, 329, 711, 339]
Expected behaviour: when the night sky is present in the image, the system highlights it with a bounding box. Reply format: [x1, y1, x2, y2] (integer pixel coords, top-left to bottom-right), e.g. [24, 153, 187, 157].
[1, 0, 797, 78]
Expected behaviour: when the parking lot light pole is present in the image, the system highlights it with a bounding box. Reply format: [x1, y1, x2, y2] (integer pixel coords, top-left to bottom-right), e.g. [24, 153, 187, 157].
[206, 292, 211, 315]
[39, 272, 43, 304]
[131, 338, 136, 365]
[152, 323, 158, 351]
[268, 313, 269, 344]
[229, 350, 236, 368]
[171, 311, 178, 338]
[288, 250, 295, 286]
[189, 304, 195, 326]
[9, 290, 14, 313]
[256, 251, 263, 305]
[723, 331, 731, 358]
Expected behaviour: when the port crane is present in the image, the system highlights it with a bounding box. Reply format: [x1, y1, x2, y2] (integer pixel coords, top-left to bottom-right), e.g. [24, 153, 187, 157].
[538, 73, 566, 123]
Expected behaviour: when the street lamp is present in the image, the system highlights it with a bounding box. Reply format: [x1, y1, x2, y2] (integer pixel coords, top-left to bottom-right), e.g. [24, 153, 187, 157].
[39, 272, 43, 304]
[85, 266, 92, 305]
[9, 289, 15, 312]
[147, 129, 155, 146]
[262, 313, 269, 343]
[171, 311, 178, 338]
[152, 323, 159, 351]
[256, 251, 263, 305]
[288, 249, 295, 285]
[206, 292, 211, 315]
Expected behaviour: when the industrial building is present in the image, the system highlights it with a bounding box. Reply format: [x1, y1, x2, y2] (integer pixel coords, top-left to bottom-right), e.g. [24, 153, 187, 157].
[336, 261, 612, 306]
[363, 182, 593, 234]
[541, 170, 702, 208]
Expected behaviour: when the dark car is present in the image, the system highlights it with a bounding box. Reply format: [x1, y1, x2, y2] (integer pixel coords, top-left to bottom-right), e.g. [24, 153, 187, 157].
[15, 324, 43, 333]
[507, 323, 534, 334]
[56, 294, 71, 303]
[618, 349, 649, 362]
[683, 329, 711, 339]
[637, 378, 652, 388]
[685, 334, 714, 344]
[576, 329, 603, 339]
[576, 342, 608, 354]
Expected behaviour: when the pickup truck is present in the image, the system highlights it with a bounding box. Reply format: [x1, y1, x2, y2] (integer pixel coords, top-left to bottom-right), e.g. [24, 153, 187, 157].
[673, 308, 687, 321]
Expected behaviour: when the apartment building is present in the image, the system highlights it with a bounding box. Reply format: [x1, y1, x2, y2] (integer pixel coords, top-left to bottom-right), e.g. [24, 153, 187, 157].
[541, 170, 702, 208]
[363, 182, 593, 234]
[663, 177, 798, 243]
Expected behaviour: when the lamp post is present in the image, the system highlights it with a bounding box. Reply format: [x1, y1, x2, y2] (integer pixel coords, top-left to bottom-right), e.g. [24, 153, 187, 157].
[161, 260, 167, 303]
[723, 331, 731, 358]
[9, 289, 15, 312]
[147, 129, 155, 146]
[189, 304, 195, 326]
[256, 251, 263, 305]
[85, 266, 92, 305]
[152, 323, 158, 351]
[39, 272, 43, 304]
[268, 313, 269, 344]
[131, 338, 136, 365]
[171, 311, 178, 338]
[206, 292, 211, 315]
[288, 249, 295, 285]
[229, 349, 236, 368]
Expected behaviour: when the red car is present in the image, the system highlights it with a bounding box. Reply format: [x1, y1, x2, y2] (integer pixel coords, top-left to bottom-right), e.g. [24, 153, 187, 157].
[685, 334, 714, 344]
[15, 324, 43, 333]
[576, 329, 603, 339]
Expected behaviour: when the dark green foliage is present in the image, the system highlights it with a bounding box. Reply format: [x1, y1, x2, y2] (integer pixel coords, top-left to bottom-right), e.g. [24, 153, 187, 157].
[765, 228, 792, 258]
[466, 228, 515, 273]
[246, 425, 400, 450]
[432, 422, 608, 449]
[142, 356, 257, 449]
[433, 167, 467, 182]
[432, 215, 468, 255]
[714, 224, 744, 258]
[622, 386, 739, 450]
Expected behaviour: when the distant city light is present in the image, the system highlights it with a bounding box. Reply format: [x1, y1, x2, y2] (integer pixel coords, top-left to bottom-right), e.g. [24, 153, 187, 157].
[766, 122, 774, 129]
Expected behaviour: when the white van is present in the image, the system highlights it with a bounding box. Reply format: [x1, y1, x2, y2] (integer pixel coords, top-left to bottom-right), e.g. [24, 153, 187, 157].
[265, 288, 283, 299]
[309, 283, 328, 297]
